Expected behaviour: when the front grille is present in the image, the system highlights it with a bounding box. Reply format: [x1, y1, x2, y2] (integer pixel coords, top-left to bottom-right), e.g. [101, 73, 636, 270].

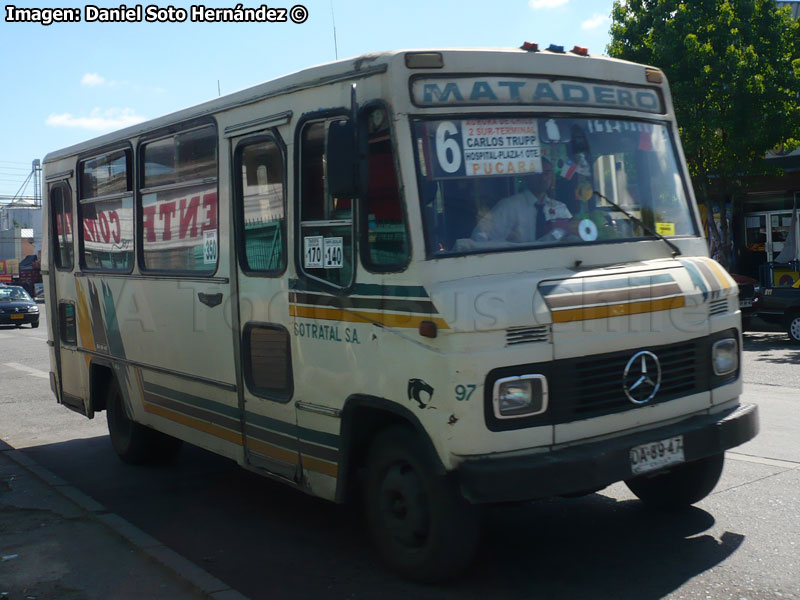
[565, 341, 698, 420]
[483, 331, 741, 432]
[506, 325, 549, 345]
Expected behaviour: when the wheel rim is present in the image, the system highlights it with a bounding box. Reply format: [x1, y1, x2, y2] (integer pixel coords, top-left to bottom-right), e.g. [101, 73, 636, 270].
[378, 461, 430, 548]
[790, 318, 800, 341]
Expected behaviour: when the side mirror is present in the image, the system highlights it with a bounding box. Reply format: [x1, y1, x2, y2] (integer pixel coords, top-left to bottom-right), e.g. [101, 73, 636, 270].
[326, 119, 357, 199]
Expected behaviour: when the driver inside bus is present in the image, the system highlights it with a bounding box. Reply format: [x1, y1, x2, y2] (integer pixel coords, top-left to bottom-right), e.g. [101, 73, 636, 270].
[471, 158, 572, 243]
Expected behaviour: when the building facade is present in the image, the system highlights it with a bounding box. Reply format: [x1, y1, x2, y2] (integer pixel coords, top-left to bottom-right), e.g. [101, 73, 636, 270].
[731, 1, 800, 284]
[0, 198, 42, 284]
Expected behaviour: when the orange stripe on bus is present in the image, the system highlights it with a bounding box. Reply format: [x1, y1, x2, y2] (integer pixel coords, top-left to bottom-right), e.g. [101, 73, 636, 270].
[247, 438, 299, 466]
[289, 304, 450, 329]
[143, 401, 243, 445]
[552, 296, 686, 323]
[302, 455, 339, 478]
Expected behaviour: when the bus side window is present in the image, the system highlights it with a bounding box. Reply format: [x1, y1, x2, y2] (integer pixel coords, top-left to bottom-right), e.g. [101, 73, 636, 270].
[237, 138, 286, 273]
[78, 149, 134, 272]
[50, 184, 74, 271]
[140, 124, 218, 273]
[362, 106, 409, 270]
[298, 117, 354, 288]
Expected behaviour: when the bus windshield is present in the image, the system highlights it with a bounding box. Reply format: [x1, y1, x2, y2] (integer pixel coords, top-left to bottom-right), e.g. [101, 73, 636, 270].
[412, 116, 697, 256]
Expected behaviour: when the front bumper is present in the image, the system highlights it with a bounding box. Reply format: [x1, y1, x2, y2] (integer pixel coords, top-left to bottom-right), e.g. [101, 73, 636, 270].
[457, 403, 758, 504]
[0, 313, 39, 326]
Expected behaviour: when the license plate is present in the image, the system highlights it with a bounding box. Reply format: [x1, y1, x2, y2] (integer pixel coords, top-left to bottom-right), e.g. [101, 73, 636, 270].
[739, 299, 753, 308]
[10, 314, 24, 320]
[629, 436, 685, 476]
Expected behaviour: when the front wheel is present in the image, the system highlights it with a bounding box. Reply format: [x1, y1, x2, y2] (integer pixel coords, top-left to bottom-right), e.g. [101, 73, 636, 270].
[786, 313, 800, 344]
[364, 426, 479, 583]
[625, 452, 724, 510]
[106, 379, 182, 464]
[31, 321, 39, 329]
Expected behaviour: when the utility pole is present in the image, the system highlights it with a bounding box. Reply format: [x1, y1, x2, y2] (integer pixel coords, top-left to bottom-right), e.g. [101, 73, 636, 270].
[32, 159, 41, 207]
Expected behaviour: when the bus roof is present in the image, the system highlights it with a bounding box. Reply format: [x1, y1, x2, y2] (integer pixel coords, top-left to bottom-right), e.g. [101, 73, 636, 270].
[43, 47, 657, 164]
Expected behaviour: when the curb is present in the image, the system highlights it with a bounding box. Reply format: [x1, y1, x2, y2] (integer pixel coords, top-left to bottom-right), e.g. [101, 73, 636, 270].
[0, 440, 248, 600]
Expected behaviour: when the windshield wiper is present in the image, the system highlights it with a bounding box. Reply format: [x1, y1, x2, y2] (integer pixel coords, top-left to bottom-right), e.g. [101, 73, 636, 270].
[592, 190, 682, 258]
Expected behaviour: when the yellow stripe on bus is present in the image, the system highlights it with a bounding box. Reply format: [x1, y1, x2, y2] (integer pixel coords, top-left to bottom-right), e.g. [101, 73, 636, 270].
[248, 438, 300, 466]
[144, 398, 306, 469]
[74, 281, 96, 352]
[552, 296, 686, 323]
[302, 455, 339, 478]
[289, 304, 450, 329]
[143, 401, 244, 446]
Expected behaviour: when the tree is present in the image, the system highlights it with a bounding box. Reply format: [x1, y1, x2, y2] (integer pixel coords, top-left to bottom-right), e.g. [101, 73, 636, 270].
[607, 0, 800, 268]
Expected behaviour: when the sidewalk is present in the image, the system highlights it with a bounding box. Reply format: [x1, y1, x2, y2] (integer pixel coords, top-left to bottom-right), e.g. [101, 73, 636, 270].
[0, 440, 246, 600]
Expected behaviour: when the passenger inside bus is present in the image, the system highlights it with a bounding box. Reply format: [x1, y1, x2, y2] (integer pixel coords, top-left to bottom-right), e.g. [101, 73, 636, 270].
[470, 158, 572, 243]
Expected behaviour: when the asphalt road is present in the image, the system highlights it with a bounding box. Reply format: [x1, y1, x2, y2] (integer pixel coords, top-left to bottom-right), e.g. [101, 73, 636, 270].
[1, 312, 798, 599]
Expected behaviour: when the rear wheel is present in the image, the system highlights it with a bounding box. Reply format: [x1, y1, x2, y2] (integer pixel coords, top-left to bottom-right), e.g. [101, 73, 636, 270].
[364, 425, 479, 583]
[625, 452, 724, 510]
[106, 379, 182, 464]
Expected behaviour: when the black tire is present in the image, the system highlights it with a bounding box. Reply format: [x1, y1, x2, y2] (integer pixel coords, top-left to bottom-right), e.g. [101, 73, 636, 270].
[625, 452, 725, 510]
[31, 321, 39, 329]
[364, 425, 479, 583]
[786, 313, 800, 344]
[106, 379, 182, 464]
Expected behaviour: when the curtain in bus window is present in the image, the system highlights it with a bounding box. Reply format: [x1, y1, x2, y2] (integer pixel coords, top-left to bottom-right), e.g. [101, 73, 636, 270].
[240, 140, 285, 272]
[81, 196, 133, 270]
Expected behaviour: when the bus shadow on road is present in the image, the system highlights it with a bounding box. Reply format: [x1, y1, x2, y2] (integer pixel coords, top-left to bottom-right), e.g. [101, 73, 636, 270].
[18, 435, 747, 599]
[457, 494, 744, 599]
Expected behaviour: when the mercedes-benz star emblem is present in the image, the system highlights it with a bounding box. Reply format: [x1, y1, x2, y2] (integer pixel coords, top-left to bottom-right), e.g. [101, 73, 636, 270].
[623, 350, 662, 405]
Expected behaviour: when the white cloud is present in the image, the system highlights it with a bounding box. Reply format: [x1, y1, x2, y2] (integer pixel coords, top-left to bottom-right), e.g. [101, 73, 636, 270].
[46, 108, 147, 131]
[529, 0, 568, 9]
[80, 72, 164, 94]
[81, 73, 107, 86]
[581, 13, 609, 29]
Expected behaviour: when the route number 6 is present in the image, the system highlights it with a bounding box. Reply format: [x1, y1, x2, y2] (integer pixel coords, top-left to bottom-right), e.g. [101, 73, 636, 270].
[436, 121, 461, 173]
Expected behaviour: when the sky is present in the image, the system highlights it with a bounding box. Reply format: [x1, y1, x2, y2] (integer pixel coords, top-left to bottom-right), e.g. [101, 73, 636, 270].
[0, 0, 616, 198]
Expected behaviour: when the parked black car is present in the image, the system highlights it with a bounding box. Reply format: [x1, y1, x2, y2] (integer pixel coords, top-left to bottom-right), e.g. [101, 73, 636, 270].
[734, 274, 800, 344]
[0, 285, 40, 328]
